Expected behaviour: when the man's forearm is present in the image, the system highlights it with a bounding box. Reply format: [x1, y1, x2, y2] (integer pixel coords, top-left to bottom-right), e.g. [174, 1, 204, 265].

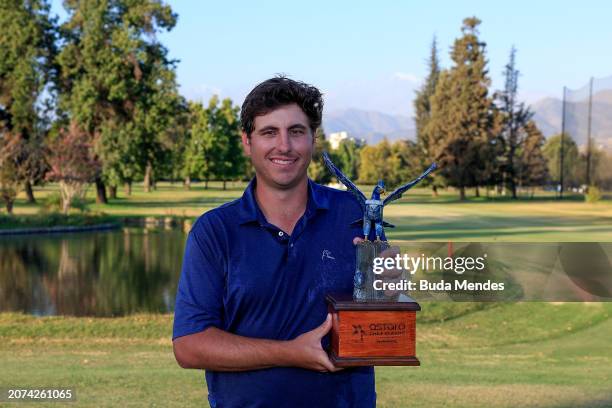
[173, 327, 293, 371]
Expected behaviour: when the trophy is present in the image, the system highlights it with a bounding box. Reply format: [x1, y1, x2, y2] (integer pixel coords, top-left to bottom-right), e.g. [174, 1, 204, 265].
[322, 152, 436, 367]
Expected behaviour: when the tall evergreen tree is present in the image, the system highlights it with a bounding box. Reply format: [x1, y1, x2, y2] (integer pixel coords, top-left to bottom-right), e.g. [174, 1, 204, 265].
[426, 17, 500, 200]
[495, 46, 535, 198]
[414, 36, 440, 158]
[517, 120, 548, 193]
[413, 36, 442, 194]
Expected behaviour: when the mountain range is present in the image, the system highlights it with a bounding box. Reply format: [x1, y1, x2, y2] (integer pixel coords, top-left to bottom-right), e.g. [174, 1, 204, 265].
[531, 90, 612, 149]
[323, 109, 415, 145]
[323, 90, 612, 150]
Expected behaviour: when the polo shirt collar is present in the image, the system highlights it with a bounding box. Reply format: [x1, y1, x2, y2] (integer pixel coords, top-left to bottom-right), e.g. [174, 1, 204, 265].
[238, 177, 329, 225]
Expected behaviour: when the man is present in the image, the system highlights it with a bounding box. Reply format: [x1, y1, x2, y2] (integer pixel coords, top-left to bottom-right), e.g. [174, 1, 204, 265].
[172, 77, 376, 407]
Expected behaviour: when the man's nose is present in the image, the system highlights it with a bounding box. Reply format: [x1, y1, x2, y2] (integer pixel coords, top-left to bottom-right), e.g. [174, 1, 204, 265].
[276, 130, 291, 153]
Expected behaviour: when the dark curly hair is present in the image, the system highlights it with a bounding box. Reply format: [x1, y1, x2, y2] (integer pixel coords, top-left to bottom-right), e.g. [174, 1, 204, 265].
[240, 76, 323, 137]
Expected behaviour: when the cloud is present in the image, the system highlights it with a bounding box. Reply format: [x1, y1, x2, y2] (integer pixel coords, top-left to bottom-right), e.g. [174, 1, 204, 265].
[393, 72, 420, 83]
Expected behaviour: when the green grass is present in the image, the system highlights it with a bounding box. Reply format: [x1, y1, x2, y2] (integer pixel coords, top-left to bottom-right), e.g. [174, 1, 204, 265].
[1, 303, 611, 407]
[4, 182, 612, 241]
[2, 184, 612, 406]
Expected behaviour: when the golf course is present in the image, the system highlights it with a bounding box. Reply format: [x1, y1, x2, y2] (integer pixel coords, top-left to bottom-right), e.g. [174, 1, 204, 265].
[1, 182, 611, 407]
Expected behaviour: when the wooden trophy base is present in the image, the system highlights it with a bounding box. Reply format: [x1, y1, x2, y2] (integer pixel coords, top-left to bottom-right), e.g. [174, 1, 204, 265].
[326, 293, 420, 367]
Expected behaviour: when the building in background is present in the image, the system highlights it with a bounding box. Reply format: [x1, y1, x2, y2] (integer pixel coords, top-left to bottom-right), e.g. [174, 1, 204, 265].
[329, 131, 349, 149]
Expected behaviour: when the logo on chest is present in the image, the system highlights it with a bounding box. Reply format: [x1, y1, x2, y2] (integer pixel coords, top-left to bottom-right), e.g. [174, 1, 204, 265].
[321, 249, 335, 261]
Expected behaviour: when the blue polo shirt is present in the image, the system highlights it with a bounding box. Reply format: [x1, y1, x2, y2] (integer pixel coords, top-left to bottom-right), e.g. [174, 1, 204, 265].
[173, 178, 376, 408]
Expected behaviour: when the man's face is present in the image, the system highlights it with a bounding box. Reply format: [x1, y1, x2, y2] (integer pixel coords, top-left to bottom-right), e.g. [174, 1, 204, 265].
[242, 103, 315, 190]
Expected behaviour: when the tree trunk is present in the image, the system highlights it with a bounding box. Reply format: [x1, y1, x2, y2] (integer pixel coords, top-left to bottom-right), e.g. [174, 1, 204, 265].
[124, 181, 132, 196]
[24, 181, 36, 203]
[184, 176, 191, 190]
[109, 185, 117, 199]
[510, 181, 517, 199]
[459, 186, 466, 201]
[205, 179, 209, 190]
[62, 198, 70, 214]
[6, 200, 14, 214]
[95, 178, 108, 204]
[223, 180, 227, 191]
[475, 186, 480, 197]
[144, 161, 153, 193]
[432, 185, 438, 197]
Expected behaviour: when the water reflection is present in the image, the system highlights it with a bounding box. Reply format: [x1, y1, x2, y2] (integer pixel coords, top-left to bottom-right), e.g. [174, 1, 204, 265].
[0, 228, 186, 316]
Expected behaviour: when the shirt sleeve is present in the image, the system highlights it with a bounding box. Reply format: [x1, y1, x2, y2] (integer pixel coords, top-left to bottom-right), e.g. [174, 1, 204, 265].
[172, 216, 225, 340]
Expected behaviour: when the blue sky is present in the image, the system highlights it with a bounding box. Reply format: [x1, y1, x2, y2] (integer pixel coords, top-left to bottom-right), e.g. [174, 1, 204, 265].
[51, 0, 612, 117]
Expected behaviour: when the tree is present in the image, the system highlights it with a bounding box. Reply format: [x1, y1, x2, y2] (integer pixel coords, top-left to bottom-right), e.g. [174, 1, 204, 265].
[335, 138, 362, 181]
[135, 58, 183, 193]
[389, 140, 424, 187]
[308, 128, 333, 184]
[56, 0, 177, 202]
[214, 97, 244, 190]
[45, 122, 100, 213]
[183, 96, 244, 190]
[425, 17, 500, 200]
[413, 37, 442, 195]
[163, 96, 189, 186]
[358, 139, 393, 185]
[542, 133, 580, 189]
[516, 120, 548, 194]
[0, 134, 22, 213]
[0, 0, 56, 204]
[589, 148, 612, 190]
[184, 100, 214, 188]
[414, 36, 440, 159]
[494, 46, 536, 198]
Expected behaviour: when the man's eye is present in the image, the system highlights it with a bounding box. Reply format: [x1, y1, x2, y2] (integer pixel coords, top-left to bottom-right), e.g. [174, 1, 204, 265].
[291, 129, 305, 136]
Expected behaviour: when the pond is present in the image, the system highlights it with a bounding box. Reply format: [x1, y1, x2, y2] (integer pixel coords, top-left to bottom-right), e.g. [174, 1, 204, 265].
[0, 227, 186, 317]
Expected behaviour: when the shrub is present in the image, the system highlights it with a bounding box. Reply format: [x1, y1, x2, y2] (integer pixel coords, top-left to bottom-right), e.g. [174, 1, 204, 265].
[585, 186, 602, 203]
[41, 192, 89, 213]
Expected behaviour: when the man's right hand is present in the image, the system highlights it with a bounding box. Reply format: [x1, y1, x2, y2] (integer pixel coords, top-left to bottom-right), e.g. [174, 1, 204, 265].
[174, 314, 343, 372]
[285, 314, 342, 373]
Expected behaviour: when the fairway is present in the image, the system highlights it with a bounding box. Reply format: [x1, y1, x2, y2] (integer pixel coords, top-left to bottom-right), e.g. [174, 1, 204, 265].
[1, 302, 611, 407]
[2, 183, 612, 407]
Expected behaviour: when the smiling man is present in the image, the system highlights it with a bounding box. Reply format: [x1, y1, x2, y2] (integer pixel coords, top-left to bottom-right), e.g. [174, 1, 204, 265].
[172, 77, 375, 407]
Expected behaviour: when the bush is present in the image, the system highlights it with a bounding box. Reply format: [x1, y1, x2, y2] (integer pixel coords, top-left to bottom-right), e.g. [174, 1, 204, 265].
[41, 192, 62, 213]
[70, 196, 90, 212]
[585, 186, 602, 203]
[41, 192, 89, 213]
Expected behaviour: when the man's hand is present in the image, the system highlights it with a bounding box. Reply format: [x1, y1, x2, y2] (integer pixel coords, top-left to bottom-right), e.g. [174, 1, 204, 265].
[285, 314, 342, 373]
[174, 314, 343, 372]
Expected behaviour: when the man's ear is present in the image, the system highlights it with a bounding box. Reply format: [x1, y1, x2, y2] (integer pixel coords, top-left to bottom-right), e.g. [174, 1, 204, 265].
[241, 131, 251, 157]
